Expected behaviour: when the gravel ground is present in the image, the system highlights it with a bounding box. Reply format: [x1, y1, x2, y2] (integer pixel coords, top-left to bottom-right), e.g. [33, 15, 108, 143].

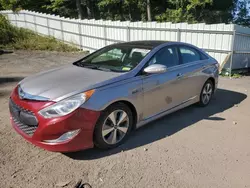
[0, 51, 250, 188]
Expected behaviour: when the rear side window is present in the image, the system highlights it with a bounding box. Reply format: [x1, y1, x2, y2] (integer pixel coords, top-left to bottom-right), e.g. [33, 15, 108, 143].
[179, 46, 202, 64]
[200, 52, 209, 60]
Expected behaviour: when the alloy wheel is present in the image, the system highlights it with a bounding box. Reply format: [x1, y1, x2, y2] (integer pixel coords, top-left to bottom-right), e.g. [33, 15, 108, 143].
[202, 83, 213, 105]
[102, 110, 129, 145]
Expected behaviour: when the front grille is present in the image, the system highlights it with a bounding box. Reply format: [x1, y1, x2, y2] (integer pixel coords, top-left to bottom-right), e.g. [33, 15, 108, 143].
[9, 99, 38, 136]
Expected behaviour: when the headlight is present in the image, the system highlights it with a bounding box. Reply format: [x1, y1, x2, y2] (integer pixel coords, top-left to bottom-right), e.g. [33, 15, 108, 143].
[39, 90, 95, 118]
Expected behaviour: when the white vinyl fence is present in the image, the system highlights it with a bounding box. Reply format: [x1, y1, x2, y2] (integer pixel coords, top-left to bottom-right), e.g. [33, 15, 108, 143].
[1, 10, 250, 71]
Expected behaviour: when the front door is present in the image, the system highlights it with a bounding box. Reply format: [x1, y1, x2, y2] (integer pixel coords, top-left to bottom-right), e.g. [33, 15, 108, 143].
[142, 46, 183, 120]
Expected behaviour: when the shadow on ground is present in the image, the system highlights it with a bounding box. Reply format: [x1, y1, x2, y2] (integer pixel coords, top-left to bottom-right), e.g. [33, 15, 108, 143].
[0, 50, 13, 55]
[65, 88, 247, 160]
[0, 77, 24, 85]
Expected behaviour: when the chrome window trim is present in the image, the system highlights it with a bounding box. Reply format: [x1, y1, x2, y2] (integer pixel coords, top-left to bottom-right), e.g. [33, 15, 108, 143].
[167, 59, 207, 71]
[139, 59, 207, 79]
[137, 43, 209, 76]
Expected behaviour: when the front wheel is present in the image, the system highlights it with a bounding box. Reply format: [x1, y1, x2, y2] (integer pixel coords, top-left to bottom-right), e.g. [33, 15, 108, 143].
[94, 103, 133, 149]
[199, 80, 214, 107]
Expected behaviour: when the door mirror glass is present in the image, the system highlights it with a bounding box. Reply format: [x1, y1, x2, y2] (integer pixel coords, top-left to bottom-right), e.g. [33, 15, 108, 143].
[143, 64, 167, 74]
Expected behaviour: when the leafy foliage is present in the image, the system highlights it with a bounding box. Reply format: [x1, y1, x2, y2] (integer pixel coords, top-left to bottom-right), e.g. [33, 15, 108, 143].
[0, 0, 51, 12]
[44, 0, 78, 18]
[234, 0, 250, 26]
[0, 14, 23, 45]
[155, 0, 237, 23]
[0, 14, 78, 51]
[0, 0, 249, 27]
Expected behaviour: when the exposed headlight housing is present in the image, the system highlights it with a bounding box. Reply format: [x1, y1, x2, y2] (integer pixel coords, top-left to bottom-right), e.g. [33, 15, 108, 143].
[39, 90, 95, 119]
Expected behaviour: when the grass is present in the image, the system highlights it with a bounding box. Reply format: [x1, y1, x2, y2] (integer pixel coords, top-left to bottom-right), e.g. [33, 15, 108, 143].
[0, 14, 79, 52]
[231, 73, 242, 78]
[220, 70, 243, 78]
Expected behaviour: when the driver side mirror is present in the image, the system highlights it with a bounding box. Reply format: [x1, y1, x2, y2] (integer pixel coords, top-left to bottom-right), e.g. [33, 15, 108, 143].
[143, 64, 167, 74]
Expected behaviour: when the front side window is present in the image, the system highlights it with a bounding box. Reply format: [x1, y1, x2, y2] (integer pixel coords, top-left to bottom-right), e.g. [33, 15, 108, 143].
[74, 46, 151, 72]
[179, 46, 201, 64]
[148, 46, 179, 68]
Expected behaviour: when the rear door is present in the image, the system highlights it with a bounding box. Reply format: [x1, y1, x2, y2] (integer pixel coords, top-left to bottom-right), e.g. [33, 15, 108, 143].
[175, 45, 209, 103]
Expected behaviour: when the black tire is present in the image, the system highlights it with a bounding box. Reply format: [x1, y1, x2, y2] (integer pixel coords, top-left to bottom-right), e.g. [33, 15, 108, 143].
[94, 103, 133, 149]
[198, 79, 214, 107]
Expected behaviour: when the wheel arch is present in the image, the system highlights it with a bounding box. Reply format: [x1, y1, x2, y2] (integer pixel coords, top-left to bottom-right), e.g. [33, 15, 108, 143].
[207, 77, 215, 92]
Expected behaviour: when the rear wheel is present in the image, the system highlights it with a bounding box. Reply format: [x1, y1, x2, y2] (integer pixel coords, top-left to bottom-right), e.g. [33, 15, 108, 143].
[94, 103, 133, 149]
[199, 80, 214, 107]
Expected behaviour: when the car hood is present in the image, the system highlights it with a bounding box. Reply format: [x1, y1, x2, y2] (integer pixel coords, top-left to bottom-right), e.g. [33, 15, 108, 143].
[19, 65, 125, 101]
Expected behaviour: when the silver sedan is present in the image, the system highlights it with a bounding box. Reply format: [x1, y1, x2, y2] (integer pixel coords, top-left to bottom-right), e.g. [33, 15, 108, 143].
[9, 41, 219, 152]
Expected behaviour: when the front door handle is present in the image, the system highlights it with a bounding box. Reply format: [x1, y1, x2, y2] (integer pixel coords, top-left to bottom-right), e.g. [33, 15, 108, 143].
[132, 89, 139, 94]
[132, 87, 143, 94]
[177, 73, 183, 78]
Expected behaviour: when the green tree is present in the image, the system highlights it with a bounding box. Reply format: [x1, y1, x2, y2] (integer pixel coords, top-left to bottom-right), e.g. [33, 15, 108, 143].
[0, 0, 248, 27]
[0, 0, 51, 12]
[202, 0, 237, 23]
[147, 0, 152, 21]
[234, 0, 250, 26]
[155, 0, 236, 24]
[97, 0, 124, 20]
[44, 0, 79, 18]
[96, 0, 164, 21]
[156, 0, 213, 23]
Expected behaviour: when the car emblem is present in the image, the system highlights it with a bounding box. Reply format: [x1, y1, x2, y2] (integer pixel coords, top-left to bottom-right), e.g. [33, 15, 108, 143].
[18, 86, 25, 99]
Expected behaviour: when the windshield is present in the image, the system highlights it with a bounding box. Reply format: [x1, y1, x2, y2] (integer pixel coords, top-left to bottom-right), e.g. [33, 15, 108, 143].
[74, 45, 151, 72]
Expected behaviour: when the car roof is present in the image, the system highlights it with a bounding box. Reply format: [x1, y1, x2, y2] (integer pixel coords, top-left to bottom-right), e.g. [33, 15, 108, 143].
[112, 40, 169, 49]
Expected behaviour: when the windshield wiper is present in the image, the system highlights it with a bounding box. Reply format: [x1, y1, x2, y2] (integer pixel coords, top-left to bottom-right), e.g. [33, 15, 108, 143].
[74, 61, 94, 67]
[75, 62, 111, 72]
[74, 62, 125, 73]
[108, 68, 126, 73]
